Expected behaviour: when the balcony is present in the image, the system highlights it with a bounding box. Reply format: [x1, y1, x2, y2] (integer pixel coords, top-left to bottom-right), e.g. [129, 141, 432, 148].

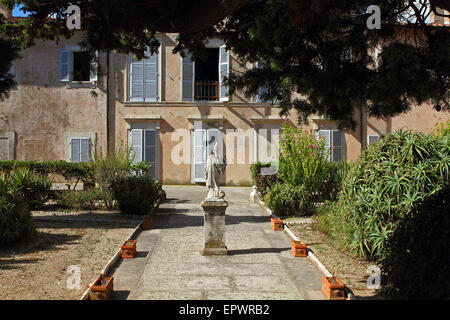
[195, 81, 219, 101]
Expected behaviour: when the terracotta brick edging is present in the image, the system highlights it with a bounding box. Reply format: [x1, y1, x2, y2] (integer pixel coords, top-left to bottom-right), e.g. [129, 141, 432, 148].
[79, 198, 161, 300]
[254, 190, 355, 300]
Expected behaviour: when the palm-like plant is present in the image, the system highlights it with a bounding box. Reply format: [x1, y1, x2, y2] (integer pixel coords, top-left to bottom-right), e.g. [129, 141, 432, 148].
[318, 128, 450, 261]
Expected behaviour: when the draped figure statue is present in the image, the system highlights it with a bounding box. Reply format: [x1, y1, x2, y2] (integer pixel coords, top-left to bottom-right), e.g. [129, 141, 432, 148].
[205, 143, 226, 201]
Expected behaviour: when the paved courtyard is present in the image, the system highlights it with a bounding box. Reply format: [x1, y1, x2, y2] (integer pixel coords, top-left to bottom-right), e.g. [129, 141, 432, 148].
[110, 185, 325, 300]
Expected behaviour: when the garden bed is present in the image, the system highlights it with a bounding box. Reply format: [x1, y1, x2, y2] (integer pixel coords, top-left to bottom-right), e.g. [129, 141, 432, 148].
[288, 221, 382, 299]
[0, 210, 139, 300]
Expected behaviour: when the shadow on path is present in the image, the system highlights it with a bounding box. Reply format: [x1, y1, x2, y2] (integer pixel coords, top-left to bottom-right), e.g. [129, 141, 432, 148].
[228, 247, 291, 255]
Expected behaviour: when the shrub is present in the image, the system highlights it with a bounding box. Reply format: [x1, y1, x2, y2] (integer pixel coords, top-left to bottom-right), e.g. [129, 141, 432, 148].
[318, 161, 348, 202]
[92, 147, 152, 209]
[250, 162, 279, 198]
[110, 173, 162, 216]
[255, 173, 279, 198]
[380, 186, 450, 300]
[318, 129, 450, 261]
[250, 162, 272, 184]
[0, 177, 36, 245]
[264, 183, 314, 218]
[0, 196, 35, 245]
[7, 168, 52, 210]
[278, 122, 329, 192]
[56, 188, 108, 210]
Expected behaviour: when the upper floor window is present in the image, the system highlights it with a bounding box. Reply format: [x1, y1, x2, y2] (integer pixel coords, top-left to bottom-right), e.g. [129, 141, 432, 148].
[73, 51, 91, 81]
[60, 49, 98, 82]
[129, 49, 159, 102]
[181, 45, 229, 102]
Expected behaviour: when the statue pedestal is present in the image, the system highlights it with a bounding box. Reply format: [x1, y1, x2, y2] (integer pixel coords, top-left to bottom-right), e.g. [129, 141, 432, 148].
[201, 200, 228, 256]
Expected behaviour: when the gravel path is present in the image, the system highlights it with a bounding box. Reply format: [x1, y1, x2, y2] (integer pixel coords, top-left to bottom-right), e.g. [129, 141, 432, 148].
[0, 211, 140, 300]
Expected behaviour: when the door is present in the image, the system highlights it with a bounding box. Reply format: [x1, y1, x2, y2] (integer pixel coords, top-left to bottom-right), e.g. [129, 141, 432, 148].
[130, 128, 159, 179]
[193, 127, 223, 182]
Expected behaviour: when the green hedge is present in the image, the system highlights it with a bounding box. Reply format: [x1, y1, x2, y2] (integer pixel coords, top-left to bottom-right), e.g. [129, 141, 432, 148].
[0, 160, 94, 183]
[0, 160, 153, 185]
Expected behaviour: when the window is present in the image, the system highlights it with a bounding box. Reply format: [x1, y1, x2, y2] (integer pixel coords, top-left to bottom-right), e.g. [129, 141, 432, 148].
[368, 134, 380, 145]
[194, 48, 220, 101]
[253, 60, 277, 103]
[129, 49, 159, 102]
[318, 130, 344, 162]
[130, 129, 158, 178]
[60, 49, 97, 82]
[70, 138, 91, 162]
[255, 124, 280, 163]
[181, 45, 229, 102]
[72, 52, 91, 81]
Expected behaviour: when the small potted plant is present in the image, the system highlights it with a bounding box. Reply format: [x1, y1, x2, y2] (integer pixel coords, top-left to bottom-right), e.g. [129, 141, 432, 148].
[291, 240, 307, 257]
[90, 275, 114, 300]
[121, 240, 136, 258]
[322, 276, 346, 300]
[271, 217, 283, 231]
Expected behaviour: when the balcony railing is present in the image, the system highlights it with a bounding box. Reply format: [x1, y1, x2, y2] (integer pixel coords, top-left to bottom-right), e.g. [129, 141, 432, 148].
[195, 81, 219, 101]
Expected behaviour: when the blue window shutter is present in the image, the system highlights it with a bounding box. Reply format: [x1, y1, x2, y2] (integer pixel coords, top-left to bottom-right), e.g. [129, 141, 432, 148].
[144, 50, 158, 102]
[131, 129, 143, 163]
[80, 139, 91, 162]
[144, 129, 157, 177]
[71, 138, 81, 162]
[332, 131, 343, 162]
[219, 45, 229, 102]
[182, 52, 194, 101]
[60, 50, 71, 81]
[130, 55, 144, 101]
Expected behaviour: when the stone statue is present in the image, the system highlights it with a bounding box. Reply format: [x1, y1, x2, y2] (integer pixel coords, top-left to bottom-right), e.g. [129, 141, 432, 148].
[205, 143, 226, 201]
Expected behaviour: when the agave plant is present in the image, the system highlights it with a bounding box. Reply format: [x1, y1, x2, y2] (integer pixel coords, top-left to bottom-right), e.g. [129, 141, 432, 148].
[8, 168, 52, 210]
[318, 128, 450, 261]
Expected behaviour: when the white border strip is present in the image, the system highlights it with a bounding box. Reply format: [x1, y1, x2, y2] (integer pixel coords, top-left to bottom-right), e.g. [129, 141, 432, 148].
[257, 197, 332, 277]
[79, 221, 143, 300]
[256, 192, 356, 299]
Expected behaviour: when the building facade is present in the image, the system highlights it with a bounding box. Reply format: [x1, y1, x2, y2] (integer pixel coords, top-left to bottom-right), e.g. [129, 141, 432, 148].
[1, 8, 449, 185]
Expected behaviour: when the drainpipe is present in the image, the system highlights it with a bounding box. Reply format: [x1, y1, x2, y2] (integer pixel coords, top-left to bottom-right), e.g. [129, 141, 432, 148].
[360, 103, 365, 154]
[106, 50, 110, 154]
